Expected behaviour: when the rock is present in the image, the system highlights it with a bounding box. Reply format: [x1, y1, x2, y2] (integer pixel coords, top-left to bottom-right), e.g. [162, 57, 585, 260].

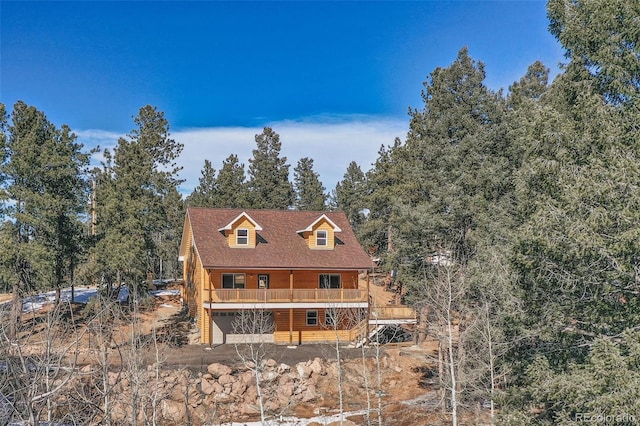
[264, 358, 278, 368]
[244, 385, 258, 403]
[296, 363, 312, 379]
[278, 372, 294, 386]
[218, 373, 235, 386]
[301, 384, 318, 402]
[201, 378, 216, 395]
[309, 357, 325, 376]
[207, 362, 232, 378]
[277, 363, 291, 374]
[231, 379, 247, 396]
[161, 399, 186, 423]
[241, 402, 261, 415]
[239, 370, 256, 387]
[261, 370, 279, 381]
[278, 382, 295, 398]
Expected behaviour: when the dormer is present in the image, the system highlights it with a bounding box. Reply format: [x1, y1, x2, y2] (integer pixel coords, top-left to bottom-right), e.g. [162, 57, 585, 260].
[218, 212, 262, 248]
[297, 214, 342, 250]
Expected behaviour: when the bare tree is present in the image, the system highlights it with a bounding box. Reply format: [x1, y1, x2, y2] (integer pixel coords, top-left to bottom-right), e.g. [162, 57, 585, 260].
[418, 262, 468, 426]
[0, 300, 85, 424]
[322, 306, 365, 425]
[231, 307, 275, 424]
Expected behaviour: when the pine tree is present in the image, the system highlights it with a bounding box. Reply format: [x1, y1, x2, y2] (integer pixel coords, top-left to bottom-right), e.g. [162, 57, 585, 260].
[548, 0, 640, 105]
[186, 159, 218, 207]
[333, 161, 366, 231]
[395, 47, 510, 265]
[215, 154, 249, 208]
[0, 101, 90, 337]
[293, 157, 327, 211]
[94, 105, 183, 294]
[247, 127, 293, 209]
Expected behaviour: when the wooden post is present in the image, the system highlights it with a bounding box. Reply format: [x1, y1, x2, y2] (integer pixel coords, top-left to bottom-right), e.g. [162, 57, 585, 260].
[289, 270, 294, 345]
[366, 270, 371, 346]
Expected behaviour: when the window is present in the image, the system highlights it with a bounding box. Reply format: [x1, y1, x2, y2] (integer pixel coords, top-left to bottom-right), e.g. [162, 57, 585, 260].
[258, 274, 269, 289]
[316, 230, 327, 246]
[236, 228, 249, 245]
[306, 310, 318, 326]
[325, 308, 337, 326]
[222, 273, 245, 289]
[319, 274, 341, 289]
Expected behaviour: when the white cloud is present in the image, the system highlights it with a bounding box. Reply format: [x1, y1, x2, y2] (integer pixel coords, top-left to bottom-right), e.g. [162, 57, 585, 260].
[74, 116, 409, 197]
[176, 116, 408, 195]
[74, 129, 122, 168]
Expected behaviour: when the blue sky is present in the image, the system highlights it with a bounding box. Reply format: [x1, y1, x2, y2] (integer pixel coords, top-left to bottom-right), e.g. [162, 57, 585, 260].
[1, 1, 564, 194]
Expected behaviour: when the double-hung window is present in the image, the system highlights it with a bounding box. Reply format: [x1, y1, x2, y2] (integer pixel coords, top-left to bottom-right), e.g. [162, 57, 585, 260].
[236, 228, 249, 245]
[316, 230, 327, 247]
[306, 310, 318, 326]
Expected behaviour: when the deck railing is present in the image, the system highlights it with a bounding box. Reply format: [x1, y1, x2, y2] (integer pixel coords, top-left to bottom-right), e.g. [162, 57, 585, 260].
[370, 306, 416, 320]
[207, 288, 368, 303]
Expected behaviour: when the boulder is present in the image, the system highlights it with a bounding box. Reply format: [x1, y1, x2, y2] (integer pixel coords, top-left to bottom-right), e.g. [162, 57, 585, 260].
[261, 370, 279, 381]
[309, 357, 325, 376]
[218, 374, 235, 386]
[207, 362, 232, 378]
[161, 399, 186, 423]
[231, 379, 247, 396]
[296, 363, 312, 379]
[201, 378, 216, 395]
[277, 363, 291, 374]
[301, 384, 318, 402]
[277, 382, 295, 398]
[240, 402, 261, 415]
[244, 385, 258, 403]
[239, 370, 256, 387]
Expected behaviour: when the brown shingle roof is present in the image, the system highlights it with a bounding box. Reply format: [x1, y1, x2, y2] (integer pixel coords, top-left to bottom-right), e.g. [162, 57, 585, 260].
[186, 208, 372, 270]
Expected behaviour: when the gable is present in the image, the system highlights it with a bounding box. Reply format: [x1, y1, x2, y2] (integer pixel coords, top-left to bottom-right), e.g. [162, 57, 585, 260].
[218, 211, 262, 248]
[298, 215, 341, 250]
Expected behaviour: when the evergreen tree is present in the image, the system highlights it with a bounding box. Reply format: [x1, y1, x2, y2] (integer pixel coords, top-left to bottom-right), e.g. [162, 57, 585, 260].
[293, 157, 327, 211]
[186, 159, 218, 207]
[333, 161, 367, 231]
[548, 0, 640, 105]
[94, 105, 183, 294]
[247, 127, 293, 209]
[215, 154, 249, 208]
[359, 139, 406, 264]
[0, 101, 90, 337]
[396, 47, 510, 265]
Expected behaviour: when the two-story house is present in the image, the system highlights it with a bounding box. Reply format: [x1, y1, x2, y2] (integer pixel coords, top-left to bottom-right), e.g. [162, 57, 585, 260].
[179, 208, 373, 345]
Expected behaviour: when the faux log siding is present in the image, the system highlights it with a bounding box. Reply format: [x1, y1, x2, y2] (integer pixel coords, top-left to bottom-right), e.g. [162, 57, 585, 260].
[307, 221, 335, 250]
[226, 217, 257, 248]
[198, 270, 211, 338]
[274, 330, 352, 345]
[272, 308, 362, 332]
[208, 270, 360, 291]
[197, 269, 362, 344]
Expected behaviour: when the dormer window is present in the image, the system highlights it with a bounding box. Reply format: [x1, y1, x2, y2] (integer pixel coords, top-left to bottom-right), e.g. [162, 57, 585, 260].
[236, 228, 249, 245]
[316, 230, 327, 247]
[297, 214, 342, 250]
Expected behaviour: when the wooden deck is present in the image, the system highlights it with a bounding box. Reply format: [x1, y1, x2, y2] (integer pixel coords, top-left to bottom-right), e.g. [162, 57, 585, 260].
[205, 288, 367, 304]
